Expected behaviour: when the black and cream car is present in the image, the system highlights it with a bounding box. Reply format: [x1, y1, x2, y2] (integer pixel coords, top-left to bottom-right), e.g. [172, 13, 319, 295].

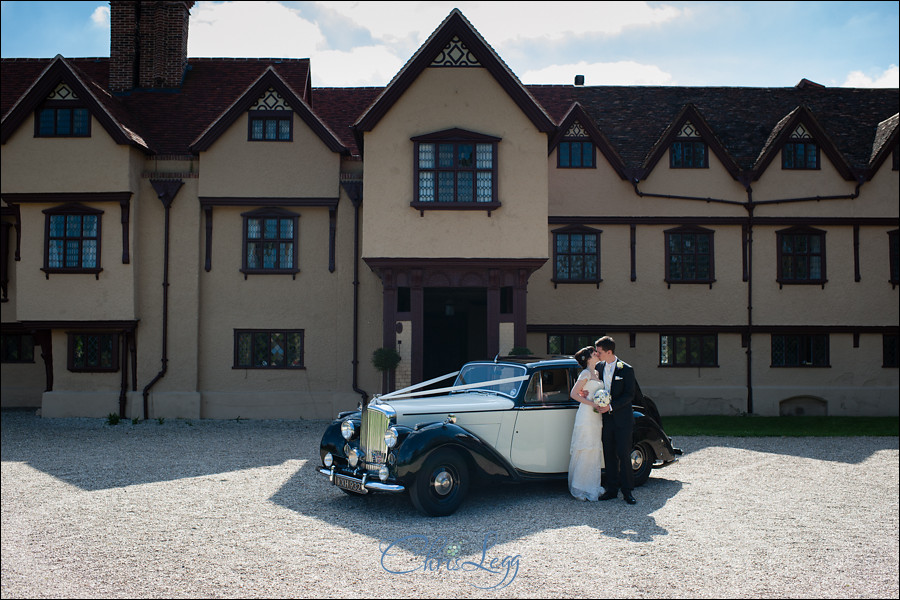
[318, 356, 681, 516]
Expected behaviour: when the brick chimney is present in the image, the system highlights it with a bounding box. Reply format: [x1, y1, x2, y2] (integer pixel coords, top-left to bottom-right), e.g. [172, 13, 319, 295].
[110, 1, 194, 92]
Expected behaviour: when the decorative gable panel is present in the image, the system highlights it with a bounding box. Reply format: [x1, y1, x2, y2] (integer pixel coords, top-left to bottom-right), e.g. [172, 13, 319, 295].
[431, 36, 481, 67]
[47, 83, 79, 101]
[250, 88, 291, 111]
[790, 124, 813, 139]
[565, 121, 588, 138]
[677, 121, 702, 138]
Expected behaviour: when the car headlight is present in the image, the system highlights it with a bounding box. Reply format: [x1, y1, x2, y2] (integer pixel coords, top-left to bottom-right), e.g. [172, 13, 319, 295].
[341, 420, 356, 440]
[323, 452, 333, 468]
[348, 447, 360, 468]
[378, 464, 390, 482]
[384, 426, 399, 448]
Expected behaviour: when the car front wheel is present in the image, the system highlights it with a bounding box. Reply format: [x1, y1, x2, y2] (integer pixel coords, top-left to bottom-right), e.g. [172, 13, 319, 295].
[409, 448, 469, 517]
[631, 441, 654, 487]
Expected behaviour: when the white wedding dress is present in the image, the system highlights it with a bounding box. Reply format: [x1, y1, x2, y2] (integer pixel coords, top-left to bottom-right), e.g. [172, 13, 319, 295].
[568, 369, 605, 501]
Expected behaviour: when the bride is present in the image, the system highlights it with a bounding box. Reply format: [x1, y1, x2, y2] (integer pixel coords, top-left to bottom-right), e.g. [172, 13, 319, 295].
[568, 346, 605, 501]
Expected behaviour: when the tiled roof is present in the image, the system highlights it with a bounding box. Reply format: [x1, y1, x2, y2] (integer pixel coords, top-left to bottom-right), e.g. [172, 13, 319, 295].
[528, 84, 899, 175]
[2, 56, 897, 175]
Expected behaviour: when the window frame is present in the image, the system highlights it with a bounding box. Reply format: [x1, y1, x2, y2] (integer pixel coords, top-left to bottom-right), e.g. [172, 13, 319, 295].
[557, 140, 596, 169]
[34, 101, 91, 138]
[883, 334, 899, 368]
[67, 332, 119, 372]
[240, 208, 300, 277]
[889, 229, 899, 287]
[776, 226, 827, 286]
[782, 141, 820, 170]
[552, 225, 601, 285]
[233, 329, 305, 369]
[546, 333, 598, 356]
[771, 333, 830, 368]
[659, 333, 718, 368]
[1, 333, 35, 363]
[248, 110, 293, 142]
[664, 225, 715, 285]
[411, 129, 501, 213]
[669, 139, 708, 169]
[42, 203, 103, 276]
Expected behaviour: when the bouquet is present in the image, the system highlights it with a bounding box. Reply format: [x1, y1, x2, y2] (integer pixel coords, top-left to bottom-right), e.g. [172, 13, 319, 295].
[581, 379, 611, 413]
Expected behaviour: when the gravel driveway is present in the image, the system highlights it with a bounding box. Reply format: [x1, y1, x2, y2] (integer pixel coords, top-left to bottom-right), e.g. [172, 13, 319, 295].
[2, 409, 897, 599]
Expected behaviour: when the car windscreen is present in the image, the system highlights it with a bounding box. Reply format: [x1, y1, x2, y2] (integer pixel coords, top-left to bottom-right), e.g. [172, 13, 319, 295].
[452, 363, 527, 398]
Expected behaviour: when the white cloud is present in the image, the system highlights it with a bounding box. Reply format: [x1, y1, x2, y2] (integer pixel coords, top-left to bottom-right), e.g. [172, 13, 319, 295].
[521, 60, 675, 86]
[310, 46, 406, 87]
[188, 1, 326, 57]
[841, 65, 900, 88]
[317, 1, 684, 45]
[90, 6, 109, 28]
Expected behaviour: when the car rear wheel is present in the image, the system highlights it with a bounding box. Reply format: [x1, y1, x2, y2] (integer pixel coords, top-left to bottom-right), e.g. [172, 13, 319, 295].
[631, 441, 654, 487]
[409, 448, 469, 517]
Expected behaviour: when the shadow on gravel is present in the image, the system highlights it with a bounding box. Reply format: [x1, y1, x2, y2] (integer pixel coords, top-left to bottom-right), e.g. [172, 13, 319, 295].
[0, 409, 308, 491]
[270, 457, 681, 554]
[671, 435, 899, 464]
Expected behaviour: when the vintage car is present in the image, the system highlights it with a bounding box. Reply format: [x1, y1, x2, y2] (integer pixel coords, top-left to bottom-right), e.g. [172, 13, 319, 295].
[318, 356, 682, 516]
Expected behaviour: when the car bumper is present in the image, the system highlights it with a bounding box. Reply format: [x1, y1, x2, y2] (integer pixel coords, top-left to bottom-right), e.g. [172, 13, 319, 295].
[318, 466, 406, 494]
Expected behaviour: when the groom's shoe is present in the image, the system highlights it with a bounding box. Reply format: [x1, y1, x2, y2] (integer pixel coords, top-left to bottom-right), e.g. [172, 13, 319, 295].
[622, 490, 636, 505]
[598, 490, 618, 501]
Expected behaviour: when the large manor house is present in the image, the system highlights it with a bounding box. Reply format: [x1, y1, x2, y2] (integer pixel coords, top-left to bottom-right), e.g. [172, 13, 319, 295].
[2, 2, 897, 419]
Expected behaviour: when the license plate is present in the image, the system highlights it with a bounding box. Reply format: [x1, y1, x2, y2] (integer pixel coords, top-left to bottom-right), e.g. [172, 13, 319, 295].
[334, 474, 367, 494]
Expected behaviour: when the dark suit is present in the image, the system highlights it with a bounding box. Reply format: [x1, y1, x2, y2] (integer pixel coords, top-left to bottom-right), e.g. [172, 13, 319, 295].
[597, 360, 635, 494]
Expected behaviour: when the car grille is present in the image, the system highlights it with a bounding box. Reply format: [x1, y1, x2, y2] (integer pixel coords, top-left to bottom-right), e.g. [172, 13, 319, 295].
[361, 405, 390, 472]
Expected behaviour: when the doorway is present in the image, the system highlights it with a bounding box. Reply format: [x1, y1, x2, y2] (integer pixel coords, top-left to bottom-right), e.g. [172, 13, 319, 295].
[423, 287, 487, 381]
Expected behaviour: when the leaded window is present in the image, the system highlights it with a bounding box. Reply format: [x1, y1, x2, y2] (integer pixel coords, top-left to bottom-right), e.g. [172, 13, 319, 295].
[235, 330, 304, 369]
[241, 208, 299, 276]
[412, 129, 500, 210]
[1, 334, 34, 363]
[884, 335, 899, 368]
[36, 105, 90, 137]
[783, 141, 819, 170]
[777, 226, 826, 284]
[670, 140, 708, 168]
[553, 226, 600, 283]
[660, 334, 718, 367]
[889, 230, 899, 285]
[43, 204, 102, 274]
[665, 226, 714, 284]
[68, 333, 118, 372]
[558, 141, 595, 168]
[771, 334, 829, 367]
[249, 111, 292, 141]
[547, 333, 597, 356]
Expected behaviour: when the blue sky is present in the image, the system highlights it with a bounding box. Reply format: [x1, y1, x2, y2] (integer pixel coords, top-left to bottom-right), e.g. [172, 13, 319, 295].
[1, 1, 898, 88]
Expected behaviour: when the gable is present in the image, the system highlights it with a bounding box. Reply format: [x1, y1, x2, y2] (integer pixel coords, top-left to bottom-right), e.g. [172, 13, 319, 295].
[190, 67, 346, 155]
[1, 55, 148, 150]
[352, 9, 554, 155]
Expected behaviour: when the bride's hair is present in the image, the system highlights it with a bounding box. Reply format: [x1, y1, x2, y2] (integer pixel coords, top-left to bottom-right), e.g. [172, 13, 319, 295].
[574, 346, 595, 369]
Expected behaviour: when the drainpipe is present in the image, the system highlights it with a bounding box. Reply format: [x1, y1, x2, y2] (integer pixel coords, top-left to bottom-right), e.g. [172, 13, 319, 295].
[341, 177, 369, 405]
[744, 183, 754, 414]
[632, 175, 866, 414]
[142, 180, 183, 419]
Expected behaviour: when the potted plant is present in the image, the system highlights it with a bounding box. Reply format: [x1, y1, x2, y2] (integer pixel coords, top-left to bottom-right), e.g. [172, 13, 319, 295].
[372, 347, 401, 393]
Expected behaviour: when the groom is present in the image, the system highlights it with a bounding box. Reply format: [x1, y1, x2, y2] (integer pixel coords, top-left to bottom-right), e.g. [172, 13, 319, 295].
[594, 336, 637, 505]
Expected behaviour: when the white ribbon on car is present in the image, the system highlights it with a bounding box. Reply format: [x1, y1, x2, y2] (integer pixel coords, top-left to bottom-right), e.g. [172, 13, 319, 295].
[374, 371, 529, 401]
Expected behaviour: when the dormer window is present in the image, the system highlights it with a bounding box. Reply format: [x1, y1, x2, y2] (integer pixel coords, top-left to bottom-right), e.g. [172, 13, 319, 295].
[35, 83, 90, 137]
[249, 111, 292, 141]
[247, 88, 293, 141]
[669, 122, 707, 168]
[411, 128, 500, 212]
[557, 121, 595, 168]
[782, 124, 819, 169]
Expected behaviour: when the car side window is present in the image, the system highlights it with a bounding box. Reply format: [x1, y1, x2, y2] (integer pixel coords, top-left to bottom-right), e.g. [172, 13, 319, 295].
[524, 368, 574, 405]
